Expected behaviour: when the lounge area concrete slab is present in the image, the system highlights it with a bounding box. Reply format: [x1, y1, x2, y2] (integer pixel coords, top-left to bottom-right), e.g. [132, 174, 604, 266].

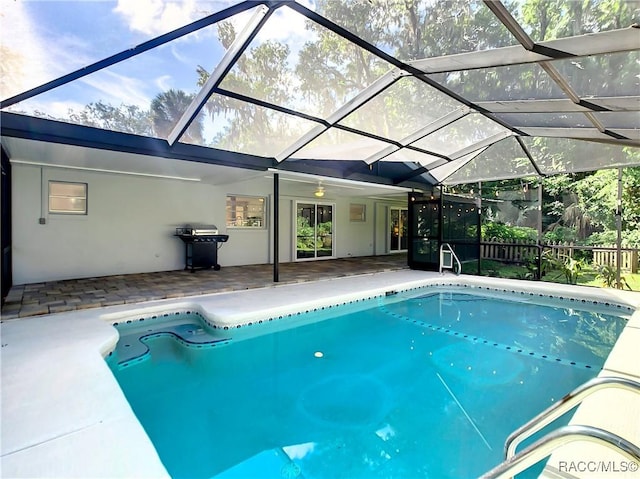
[1, 306, 169, 478]
[541, 324, 640, 479]
[1, 270, 639, 478]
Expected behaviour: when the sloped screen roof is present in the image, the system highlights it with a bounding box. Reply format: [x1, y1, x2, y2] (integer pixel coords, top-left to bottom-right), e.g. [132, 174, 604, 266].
[1, 0, 639, 187]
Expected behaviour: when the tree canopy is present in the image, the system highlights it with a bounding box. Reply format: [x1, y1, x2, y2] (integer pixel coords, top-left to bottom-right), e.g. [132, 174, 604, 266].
[7, 0, 638, 186]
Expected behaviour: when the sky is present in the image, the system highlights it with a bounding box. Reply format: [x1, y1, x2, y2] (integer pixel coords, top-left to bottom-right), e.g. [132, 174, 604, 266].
[0, 0, 316, 119]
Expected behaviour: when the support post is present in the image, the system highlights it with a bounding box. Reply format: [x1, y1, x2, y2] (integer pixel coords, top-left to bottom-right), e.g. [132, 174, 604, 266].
[537, 181, 543, 280]
[477, 181, 482, 276]
[273, 173, 279, 283]
[616, 168, 623, 288]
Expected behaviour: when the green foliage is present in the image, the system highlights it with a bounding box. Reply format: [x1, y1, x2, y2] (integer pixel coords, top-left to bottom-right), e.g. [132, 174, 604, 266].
[549, 254, 584, 285]
[296, 216, 315, 250]
[596, 264, 631, 290]
[519, 252, 539, 280]
[585, 230, 640, 246]
[540, 167, 640, 246]
[542, 225, 577, 244]
[573, 169, 617, 231]
[317, 221, 332, 236]
[67, 101, 153, 135]
[296, 218, 332, 250]
[622, 165, 640, 232]
[16, 0, 638, 204]
[479, 259, 640, 292]
[539, 250, 558, 278]
[482, 222, 537, 242]
[150, 89, 204, 143]
[475, 259, 530, 279]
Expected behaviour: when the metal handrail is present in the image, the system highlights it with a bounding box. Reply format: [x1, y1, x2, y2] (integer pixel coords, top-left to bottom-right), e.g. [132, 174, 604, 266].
[439, 243, 461, 275]
[505, 376, 640, 459]
[480, 424, 640, 479]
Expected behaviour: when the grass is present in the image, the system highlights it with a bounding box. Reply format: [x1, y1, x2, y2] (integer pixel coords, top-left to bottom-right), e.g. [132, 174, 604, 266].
[469, 259, 640, 292]
[579, 269, 640, 291]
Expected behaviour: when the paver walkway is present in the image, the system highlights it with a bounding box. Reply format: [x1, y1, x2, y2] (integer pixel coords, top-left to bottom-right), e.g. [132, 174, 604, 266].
[1, 255, 408, 320]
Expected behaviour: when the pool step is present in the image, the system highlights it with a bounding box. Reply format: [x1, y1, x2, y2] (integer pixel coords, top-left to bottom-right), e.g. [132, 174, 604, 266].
[115, 322, 231, 368]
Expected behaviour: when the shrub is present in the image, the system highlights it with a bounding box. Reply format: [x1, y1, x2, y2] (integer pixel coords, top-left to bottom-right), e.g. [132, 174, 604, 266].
[596, 264, 631, 290]
[482, 222, 537, 242]
[586, 230, 640, 246]
[542, 226, 578, 244]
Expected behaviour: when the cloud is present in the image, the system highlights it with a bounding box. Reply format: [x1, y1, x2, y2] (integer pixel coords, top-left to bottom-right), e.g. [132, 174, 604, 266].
[0, 3, 57, 99]
[6, 69, 152, 119]
[155, 75, 174, 92]
[257, 4, 316, 44]
[113, 0, 228, 36]
[80, 70, 152, 108]
[0, 2, 100, 101]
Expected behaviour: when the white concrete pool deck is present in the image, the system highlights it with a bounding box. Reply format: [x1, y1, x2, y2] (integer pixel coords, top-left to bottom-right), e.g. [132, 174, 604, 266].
[1, 271, 639, 478]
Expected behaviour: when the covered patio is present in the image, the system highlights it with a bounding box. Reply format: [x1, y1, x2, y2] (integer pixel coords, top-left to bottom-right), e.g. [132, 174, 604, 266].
[0, 254, 408, 319]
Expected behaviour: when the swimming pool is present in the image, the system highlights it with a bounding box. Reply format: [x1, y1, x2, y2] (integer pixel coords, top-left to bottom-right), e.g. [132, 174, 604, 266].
[107, 286, 631, 479]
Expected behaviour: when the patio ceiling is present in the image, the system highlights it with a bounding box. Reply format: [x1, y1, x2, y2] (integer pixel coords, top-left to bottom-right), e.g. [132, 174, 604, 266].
[1, 0, 639, 187]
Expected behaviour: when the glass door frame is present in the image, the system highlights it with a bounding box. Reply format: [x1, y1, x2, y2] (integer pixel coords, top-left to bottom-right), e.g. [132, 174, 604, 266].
[389, 206, 408, 253]
[294, 200, 336, 261]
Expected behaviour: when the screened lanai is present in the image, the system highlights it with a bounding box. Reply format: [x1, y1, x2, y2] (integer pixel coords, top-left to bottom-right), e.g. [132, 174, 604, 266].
[1, 0, 640, 301]
[2, 6, 640, 476]
[1, 0, 639, 185]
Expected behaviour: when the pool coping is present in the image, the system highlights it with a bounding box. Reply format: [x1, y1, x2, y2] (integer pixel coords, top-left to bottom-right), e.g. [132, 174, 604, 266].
[1, 270, 639, 477]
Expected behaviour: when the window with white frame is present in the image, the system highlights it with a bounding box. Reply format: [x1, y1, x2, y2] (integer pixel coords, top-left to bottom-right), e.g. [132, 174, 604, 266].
[226, 195, 266, 228]
[48, 181, 87, 215]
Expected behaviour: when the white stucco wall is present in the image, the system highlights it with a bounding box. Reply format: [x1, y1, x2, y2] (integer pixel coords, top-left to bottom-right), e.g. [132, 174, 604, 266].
[334, 198, 375, 258]
[11, 163, 407, 284]
[12, 164, 219, 284]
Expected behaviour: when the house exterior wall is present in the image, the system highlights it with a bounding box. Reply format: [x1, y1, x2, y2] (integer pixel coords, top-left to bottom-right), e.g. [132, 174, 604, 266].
[11, 163, 406, 285]
[12, 163, 215, 284]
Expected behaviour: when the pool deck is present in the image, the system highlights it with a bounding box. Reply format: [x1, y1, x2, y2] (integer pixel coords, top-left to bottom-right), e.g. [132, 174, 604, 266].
[1, 255, 409, 320]
[1, 266, 639, 478]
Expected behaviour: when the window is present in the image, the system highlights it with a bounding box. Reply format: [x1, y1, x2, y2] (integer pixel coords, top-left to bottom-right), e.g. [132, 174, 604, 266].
[226, 195, 266, 228]
[48, 181, 87, 215]
[350, 203, 366, 222]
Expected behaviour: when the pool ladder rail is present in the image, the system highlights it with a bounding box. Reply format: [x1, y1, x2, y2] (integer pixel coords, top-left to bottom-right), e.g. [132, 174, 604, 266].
[439, 243, 461, 276]
[480, 376, 640, 479]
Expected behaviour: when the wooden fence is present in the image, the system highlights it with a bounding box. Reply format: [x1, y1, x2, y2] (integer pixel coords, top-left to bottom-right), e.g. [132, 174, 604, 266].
[481, 239, 639, 273]
[592, 245, 639, 273]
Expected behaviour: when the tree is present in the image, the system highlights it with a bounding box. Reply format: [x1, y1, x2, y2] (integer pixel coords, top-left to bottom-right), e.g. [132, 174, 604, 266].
[540, 166, 640, 245]
[150, 89, 204, 144]
[67, 101, 153, 135]
[196, 22, 309, 155]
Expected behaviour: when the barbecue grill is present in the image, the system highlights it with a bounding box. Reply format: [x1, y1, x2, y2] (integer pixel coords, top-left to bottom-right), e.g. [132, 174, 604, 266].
[175, 225, 229, 272]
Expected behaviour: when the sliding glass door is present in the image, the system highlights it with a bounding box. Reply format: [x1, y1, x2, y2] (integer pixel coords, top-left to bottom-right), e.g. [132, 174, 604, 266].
[296, 202, 334, 260]
[390, 207, 408, 252]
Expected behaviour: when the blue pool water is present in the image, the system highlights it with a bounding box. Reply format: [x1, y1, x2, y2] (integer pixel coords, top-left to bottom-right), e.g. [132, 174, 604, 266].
[108, 289, 630, 479]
